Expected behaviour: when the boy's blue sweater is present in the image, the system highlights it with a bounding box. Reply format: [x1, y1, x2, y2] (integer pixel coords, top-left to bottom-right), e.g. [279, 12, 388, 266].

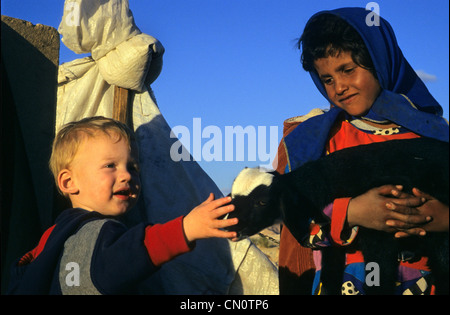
[7, 208, 157, 294]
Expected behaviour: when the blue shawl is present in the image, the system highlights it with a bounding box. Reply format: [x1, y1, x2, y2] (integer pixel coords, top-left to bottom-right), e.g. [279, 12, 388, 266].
[284, 7, 449, 171]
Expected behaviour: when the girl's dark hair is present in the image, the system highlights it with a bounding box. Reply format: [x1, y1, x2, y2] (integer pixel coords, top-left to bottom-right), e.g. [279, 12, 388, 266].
[298, 13, 377, 78]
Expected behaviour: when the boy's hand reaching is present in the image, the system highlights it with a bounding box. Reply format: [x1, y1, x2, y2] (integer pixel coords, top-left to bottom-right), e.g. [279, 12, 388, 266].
[183, 193, 238, 243]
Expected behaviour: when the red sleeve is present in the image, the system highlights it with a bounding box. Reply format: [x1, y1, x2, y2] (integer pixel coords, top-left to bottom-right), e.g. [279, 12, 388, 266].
[18, 225, 56, 266]
[330, 197, 358, 246]
[143, 216, 193, 267]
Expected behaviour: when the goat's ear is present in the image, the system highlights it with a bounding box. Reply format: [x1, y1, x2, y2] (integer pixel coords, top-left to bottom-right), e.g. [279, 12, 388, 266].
[269, 170, 280, 177]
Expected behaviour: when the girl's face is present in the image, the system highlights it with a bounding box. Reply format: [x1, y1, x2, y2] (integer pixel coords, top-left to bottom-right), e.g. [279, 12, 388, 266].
[314, 51, 381, 116]
[67, 132, 140, 216]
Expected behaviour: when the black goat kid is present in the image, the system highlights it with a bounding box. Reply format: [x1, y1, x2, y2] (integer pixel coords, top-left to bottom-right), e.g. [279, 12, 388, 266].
[226, 137, 449, 294]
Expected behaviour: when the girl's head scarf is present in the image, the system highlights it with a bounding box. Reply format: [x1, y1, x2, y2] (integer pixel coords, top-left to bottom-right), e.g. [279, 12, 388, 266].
[284, 7, 449, 170]
[310, 7, 443, 116]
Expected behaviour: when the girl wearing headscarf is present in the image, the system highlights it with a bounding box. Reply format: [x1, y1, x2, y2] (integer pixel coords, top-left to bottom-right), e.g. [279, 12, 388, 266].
[276, 7, 448, 295]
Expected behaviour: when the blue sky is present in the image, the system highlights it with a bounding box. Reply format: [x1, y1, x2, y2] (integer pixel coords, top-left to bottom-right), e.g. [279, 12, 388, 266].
[3, 0, 449, 193]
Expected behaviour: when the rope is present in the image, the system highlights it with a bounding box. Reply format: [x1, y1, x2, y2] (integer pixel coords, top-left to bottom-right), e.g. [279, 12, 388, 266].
[257, 232, 280, 246]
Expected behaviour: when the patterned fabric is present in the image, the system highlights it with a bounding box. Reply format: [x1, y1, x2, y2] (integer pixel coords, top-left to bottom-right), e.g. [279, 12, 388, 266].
[306, 117, 436, 295]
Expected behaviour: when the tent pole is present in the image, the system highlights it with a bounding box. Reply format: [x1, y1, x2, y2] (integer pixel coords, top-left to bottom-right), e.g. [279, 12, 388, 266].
[113, 85, 132, 128]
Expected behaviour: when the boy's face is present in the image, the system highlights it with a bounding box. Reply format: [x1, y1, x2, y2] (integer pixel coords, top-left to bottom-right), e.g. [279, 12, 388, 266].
[314, 51, 381, 116]
[66, 132, 140, 216]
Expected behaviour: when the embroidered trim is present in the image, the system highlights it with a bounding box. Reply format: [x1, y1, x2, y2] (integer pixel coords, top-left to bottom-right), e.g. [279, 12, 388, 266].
[360, 116, 390, 124]
[373, 127, 401, 135]
[282, 138, 292, 173]
[400, 94, 418, 110]
[349, 118, 402, 135]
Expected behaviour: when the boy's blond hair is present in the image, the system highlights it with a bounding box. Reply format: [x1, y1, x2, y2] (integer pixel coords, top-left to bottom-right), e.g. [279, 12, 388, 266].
[50, 116, 136, 193]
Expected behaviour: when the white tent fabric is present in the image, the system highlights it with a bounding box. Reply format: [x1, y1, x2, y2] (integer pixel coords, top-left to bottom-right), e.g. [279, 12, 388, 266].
[56, 0, 278, 294]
